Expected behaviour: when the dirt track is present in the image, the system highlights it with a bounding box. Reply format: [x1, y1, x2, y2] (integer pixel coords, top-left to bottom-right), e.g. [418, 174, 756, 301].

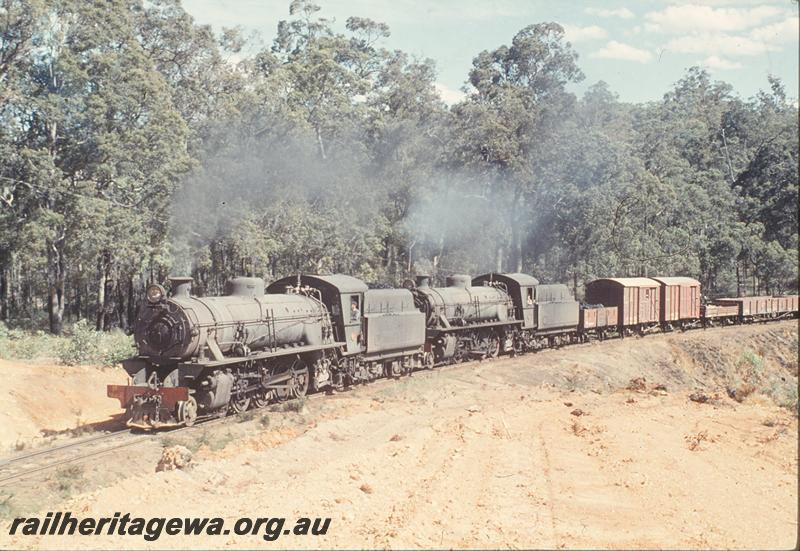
[0, 321, 797, 549]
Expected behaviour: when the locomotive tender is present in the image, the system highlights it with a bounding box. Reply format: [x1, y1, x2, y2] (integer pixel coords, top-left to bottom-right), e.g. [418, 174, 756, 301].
[109, 271, 798, 429]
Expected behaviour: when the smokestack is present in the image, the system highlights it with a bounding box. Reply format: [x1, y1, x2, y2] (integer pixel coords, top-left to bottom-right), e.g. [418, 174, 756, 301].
[168, 276, 193, 298]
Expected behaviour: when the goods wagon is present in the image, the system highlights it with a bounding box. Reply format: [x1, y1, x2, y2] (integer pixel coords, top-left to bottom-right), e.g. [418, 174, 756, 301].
[579, 305, 618, 335]
[713, 296, 774, 318]
[771, 295, 799, 314]
[585, 278, 661, 331]
[651, 276, 701, 328]
[712, 294, 799, 321]
[701, 303, 740, 325]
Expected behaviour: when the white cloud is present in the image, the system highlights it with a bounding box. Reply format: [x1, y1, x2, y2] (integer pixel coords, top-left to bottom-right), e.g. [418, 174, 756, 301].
[750, 16, 799, 44]
[434, 82, 466, 105]
[562, 24, 608, 42]
[644, 4, 783, 34]
[701, 55, 743, 69]
[662, 0, 786, 5]
[585, 7, 635, 19]
[665, 33, 781, 56]
[590, 41, 653, 63]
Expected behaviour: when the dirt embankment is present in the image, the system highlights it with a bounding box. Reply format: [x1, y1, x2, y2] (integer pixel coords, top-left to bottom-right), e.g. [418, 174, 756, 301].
[0, 360, 127, 452]
[0, 321, 797, 550]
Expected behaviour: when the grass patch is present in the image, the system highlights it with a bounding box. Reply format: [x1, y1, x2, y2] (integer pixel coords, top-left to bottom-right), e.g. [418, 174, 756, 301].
[51, 465, 85, 496]
[269, 397, 307, 413]
[185, 429, 235, 452]
[209, 430, 235, 451]
[774, 383, 799, 414]
[0, 491, 16, 520]
[237, 410, 258, 423]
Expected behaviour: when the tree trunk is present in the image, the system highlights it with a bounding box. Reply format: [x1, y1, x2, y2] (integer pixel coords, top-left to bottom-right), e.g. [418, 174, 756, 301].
[127, 276, 135, 330]
[0, 266, 7, 321]
[315, 126, 327, 160]
[47, 242, 66, 335]
[736, 263, 741, 297]
[117, 278, 127, 331]
[510, 187, 523, 273]
[96, 256, 107, 331]
[573, 270, 578, 298]
[387, 243, 396, 280]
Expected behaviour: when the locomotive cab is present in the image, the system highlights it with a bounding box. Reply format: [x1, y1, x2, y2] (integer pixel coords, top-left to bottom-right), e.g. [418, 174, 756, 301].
[267, 274, 426, 385]
[472, 272, 539, 329]
[267, 274, 367, 356]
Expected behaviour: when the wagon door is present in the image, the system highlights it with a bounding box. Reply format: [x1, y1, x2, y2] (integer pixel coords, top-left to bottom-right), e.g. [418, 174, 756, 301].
[639, 287, 656, 324]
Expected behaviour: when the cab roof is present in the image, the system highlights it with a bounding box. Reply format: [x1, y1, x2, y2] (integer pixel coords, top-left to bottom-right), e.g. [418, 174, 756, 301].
[266, 274, 368, 294]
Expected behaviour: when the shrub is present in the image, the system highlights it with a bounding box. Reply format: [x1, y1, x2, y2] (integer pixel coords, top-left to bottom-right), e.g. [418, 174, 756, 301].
[52, 465, 85, 495]
[97, 330, 135, 367]
[58, 320, 99, 365]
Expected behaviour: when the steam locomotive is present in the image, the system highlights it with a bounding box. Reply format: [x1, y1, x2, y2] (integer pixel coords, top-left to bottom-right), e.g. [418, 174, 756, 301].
[108, 272, 798, 429]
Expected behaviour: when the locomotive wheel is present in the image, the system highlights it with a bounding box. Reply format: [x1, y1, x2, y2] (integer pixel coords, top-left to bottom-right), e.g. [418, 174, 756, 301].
[230, 394, 251, 414]
[230, 377, 251, 414]
[251, 391, 271, 409]
[487, 336, 500, 358]
[176, 397, 198, 427]
[274, 359, 310, 401]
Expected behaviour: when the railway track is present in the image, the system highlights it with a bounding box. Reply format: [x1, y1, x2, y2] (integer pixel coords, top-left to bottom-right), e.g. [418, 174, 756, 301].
[0, 318, 791, 488]
[0, 417, 230, 487]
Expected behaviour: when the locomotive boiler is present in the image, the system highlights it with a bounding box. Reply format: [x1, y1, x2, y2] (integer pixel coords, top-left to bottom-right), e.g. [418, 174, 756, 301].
[135, 276, 332, 360]
[108, 276, 341, 428]
[411, 274, 517, 362]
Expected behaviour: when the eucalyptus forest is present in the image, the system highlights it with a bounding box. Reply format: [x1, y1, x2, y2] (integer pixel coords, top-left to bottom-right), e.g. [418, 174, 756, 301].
[1, 0, 797, 334]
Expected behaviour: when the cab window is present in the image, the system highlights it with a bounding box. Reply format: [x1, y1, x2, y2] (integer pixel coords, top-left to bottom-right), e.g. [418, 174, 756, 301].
[349, 295, 361, 322]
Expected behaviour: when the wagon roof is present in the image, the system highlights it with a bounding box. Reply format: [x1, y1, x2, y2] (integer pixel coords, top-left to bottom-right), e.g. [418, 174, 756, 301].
[590, 277, 660, 288]
[650, 276, 701, 286]
[472, 272, 540, 286]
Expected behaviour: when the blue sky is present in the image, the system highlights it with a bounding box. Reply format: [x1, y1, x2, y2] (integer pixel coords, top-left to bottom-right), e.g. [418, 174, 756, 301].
[182, 0, 799, 104]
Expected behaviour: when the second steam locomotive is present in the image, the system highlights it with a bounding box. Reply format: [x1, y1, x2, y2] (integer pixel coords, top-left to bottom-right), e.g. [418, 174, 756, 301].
[109, 272, 798, 429]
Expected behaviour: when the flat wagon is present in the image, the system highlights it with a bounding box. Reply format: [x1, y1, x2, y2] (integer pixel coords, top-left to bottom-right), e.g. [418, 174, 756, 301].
[579, 305, 618, 339]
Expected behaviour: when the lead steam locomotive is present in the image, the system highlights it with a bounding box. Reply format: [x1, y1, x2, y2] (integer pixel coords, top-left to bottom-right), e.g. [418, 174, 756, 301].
[108, 272, 798, 429]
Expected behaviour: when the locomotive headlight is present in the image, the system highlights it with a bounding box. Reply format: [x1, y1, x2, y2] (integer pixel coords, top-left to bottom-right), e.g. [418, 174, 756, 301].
[146, 284, 166, 304]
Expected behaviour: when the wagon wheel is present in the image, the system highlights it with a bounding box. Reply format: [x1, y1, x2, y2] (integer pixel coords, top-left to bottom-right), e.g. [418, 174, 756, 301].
[274, 359, 310, 401]
[423, 352, 435, 369]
